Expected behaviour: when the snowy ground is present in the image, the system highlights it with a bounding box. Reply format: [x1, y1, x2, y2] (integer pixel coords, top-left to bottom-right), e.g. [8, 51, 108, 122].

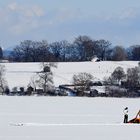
[3, 61, 139, 89]
[0, 96, 139, 140]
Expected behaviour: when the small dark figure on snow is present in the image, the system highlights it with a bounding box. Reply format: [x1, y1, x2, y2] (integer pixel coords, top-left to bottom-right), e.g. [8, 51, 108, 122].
[123, 107, 128, 123]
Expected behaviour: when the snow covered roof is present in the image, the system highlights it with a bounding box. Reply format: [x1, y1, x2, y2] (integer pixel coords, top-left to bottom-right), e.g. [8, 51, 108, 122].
[90, 86, 106, 93]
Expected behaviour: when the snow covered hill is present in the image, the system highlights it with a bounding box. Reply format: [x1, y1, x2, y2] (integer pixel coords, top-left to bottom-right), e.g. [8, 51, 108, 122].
[3, 61, 139, 89]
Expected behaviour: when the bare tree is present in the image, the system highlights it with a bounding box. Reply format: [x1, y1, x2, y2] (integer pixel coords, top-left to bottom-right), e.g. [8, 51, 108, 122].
[35, 62, 57, 95]
[29, 75, 38, 91]
[0, 47, 3, 60]
[128, 45, 140, 60]
[126, 67, 140, 89]
[95, 39, 111, 61]
[104, 67, 125, 86]
[49, 40, 71, 62]
[111, 46, 126, 61]
[0, 65, 7, 94]
[72, 72, 93, 96]
[111, 67, 126, 85]
[74, 36, 95, 61]
[49, 42, 62, 61]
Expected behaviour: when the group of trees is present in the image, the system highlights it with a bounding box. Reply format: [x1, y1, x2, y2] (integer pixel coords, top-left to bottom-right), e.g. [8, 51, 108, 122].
[0, 62, 57, 96]
[106, 63, 140, 89]
[2, 36, 139, 62]
[70, 62, 140, 97]
[10, 40, 53, 62]
[0, 61, 140, 97]
[105, 63, 140, 97]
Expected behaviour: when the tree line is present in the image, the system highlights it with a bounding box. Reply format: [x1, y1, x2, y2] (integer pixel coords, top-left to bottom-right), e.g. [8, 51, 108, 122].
[1, 35, 140, 62]
[72, 62, 140, 97]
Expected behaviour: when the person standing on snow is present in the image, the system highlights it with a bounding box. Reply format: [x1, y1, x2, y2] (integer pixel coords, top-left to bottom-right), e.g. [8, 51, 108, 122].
[123, 107, 128, 123]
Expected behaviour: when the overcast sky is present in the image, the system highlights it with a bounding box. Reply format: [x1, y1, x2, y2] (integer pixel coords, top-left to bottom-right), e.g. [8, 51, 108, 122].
[0, 0, 140, 48]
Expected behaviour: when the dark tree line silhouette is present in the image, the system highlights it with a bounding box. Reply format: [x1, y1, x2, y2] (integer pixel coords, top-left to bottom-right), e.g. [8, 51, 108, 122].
[1, 35, 140, 62]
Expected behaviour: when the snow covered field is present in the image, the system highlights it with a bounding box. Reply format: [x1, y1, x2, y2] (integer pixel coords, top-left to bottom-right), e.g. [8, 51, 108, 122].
[3, 61, 139, 89]
[0, 96, 139, 140]
[0, 60, 140, 139]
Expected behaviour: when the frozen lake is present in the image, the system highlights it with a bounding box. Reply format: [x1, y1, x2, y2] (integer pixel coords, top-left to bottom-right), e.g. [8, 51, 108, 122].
[0, 96, 139, 140]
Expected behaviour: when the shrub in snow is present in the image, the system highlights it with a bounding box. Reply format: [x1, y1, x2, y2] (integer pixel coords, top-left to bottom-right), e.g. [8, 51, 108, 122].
[106, 86, 128, 97]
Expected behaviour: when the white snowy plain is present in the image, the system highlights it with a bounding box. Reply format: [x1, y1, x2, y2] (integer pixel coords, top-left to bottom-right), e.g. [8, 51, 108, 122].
[0, 96, 139, 140]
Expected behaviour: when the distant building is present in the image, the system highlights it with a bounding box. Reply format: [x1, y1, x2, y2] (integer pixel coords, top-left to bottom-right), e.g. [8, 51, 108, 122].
[58, 85, 76, 96]
[91, 56, 100, 62]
